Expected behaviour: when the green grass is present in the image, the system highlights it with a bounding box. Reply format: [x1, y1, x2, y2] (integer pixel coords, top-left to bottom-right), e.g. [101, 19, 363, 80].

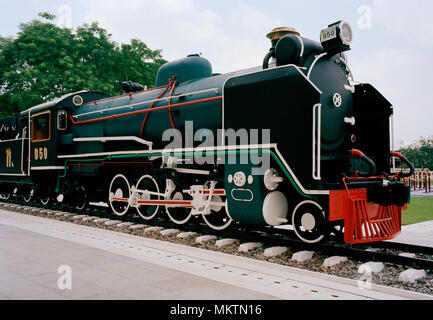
[402, 197, 433, 225]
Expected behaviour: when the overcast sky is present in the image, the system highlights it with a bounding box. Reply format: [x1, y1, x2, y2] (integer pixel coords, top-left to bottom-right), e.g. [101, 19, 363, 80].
[1, 0, 432, 147]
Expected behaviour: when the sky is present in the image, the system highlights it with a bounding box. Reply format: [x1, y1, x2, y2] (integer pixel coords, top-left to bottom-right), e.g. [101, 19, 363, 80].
[0, 0, 432, 147]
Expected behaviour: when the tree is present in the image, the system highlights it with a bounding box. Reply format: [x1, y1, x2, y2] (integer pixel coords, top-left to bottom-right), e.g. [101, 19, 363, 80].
[399, 137, 433, 170]
[115, 39, 166, 87]
[0, 13, 167, 117]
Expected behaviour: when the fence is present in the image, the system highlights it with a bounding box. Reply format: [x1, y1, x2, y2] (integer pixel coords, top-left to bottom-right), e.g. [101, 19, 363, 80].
[404, 170, 433, 193]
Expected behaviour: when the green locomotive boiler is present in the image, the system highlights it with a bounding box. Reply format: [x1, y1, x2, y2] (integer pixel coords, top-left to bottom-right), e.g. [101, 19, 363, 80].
[0, 21, 414, 244]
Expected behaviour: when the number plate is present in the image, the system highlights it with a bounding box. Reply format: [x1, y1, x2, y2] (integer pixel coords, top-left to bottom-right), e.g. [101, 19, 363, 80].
[320, 25, 337, 42]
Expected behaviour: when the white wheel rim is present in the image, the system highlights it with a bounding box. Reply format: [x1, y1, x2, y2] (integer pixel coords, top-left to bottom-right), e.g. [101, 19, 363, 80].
[23, 189, 34, 203]
[166, 192, 192, 225]
[292, 200, 325, 244]
[76, 186, 87, 210]
[109, 174, 130, 216]
[136, 175, 159, 221]
[41, 196, 50, 206]
[202, 200, 233, 231]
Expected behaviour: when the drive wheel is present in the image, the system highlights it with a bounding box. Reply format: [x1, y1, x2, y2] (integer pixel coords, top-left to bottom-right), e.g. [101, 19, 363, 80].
[202, 194, 232, 231]
[292, 201, 328, 244]
[166, 191, 192, 225]
[109, 174, 130, 216]
[135, 175, 160, 221]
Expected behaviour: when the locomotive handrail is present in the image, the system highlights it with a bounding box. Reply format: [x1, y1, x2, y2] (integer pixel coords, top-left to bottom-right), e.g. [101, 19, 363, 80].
[312, 104, 322, 180]
[73, 136, 153, 150]
[391, 152, 415, 178]
[337, 56, 355, 82]
[73, 88, 220, 120]
[0, 137, 29, 143]
[262, 49, 275, 70]
[307, 53, 327, 79]
[349, 149, 376, 176]
[20, 127, 28, 175]
[69, 96, 223, 126]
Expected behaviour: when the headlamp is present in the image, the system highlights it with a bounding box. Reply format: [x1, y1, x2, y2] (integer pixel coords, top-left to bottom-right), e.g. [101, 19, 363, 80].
[320, 21, 353, 54]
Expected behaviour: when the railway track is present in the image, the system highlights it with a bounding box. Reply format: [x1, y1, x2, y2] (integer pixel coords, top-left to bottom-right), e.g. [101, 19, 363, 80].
[1, 198, 433, 272]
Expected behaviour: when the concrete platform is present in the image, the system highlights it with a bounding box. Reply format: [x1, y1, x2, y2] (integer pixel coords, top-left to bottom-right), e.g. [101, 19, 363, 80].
[0, 210, 431, 300]
[389, 220, 433, 247]
[411, 190, 433, 198]
[0, 222, 274, 300]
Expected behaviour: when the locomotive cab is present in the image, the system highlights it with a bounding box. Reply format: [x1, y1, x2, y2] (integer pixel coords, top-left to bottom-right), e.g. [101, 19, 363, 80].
[0, 91, 111, 201]
[23, 91, 111, 171]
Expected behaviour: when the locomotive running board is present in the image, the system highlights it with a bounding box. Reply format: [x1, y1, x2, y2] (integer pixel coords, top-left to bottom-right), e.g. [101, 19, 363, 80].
[74, 136, 153, 150]
[58, 144, 330, 196]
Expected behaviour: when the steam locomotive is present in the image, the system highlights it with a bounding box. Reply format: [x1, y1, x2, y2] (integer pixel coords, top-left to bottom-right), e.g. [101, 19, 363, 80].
[0, 21, 414, 244]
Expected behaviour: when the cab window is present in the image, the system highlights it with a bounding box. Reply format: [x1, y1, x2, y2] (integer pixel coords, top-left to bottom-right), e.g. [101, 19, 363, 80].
[31, 112, 50, 142]
[57, 110, 68, 131]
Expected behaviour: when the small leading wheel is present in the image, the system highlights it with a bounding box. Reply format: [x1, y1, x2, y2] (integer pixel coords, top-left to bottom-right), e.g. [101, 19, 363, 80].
[135, 175, 160, 221]
[165, 191, 192, 225]
[292, 200, 328, 244]
[109, 174, 130, 216]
